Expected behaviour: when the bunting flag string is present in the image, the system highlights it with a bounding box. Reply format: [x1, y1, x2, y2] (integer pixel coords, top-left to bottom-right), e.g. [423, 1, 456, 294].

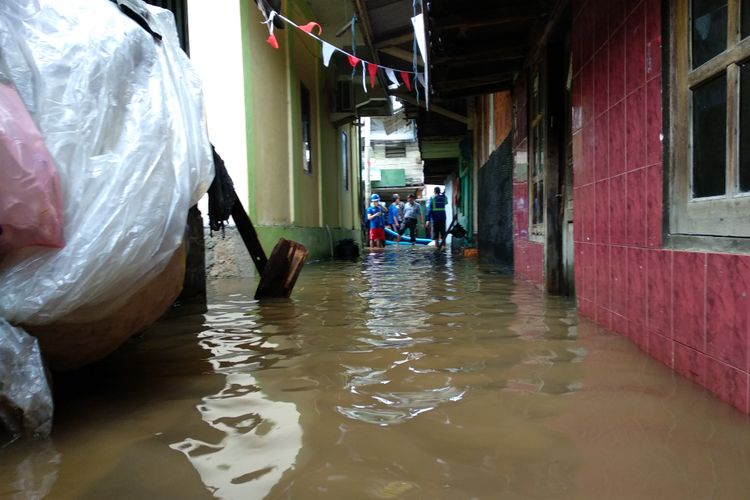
[255, 3, 428, 101]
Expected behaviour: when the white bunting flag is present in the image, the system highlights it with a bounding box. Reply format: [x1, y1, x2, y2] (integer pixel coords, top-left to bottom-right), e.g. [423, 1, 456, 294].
[411, 13, 430, 109]
[322, 42, 336, 67]
[361, 61, 368, 93]
[385, 69, 400, 87]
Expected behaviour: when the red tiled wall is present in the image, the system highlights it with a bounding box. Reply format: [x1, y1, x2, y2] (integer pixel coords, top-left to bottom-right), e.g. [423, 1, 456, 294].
[512, 71, 545, 286]
[571, 0, 750, 412]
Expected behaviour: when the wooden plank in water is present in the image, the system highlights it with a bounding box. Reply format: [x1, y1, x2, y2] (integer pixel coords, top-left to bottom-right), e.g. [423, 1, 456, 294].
[254, 238, 308, 299]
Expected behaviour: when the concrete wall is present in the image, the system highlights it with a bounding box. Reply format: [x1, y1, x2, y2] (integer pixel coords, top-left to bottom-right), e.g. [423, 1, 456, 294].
[516, 0, 750, 413]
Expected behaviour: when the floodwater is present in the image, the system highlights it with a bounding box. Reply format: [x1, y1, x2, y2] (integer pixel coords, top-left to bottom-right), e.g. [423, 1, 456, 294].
[2, 248, 750, 499]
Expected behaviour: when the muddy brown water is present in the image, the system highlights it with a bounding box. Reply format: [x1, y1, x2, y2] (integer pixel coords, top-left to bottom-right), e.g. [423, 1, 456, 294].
[2, 248, 750, 499]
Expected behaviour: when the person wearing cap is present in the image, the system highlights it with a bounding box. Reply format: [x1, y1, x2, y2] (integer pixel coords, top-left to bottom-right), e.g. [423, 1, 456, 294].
[397, 194, 422, 244]
[366, 193, 386, 249]
[387, 194, 402, 233]
[426, 186, 449, 248]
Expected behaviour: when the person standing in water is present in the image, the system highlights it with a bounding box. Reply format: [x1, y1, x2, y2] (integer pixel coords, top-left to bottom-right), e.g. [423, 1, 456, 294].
[397, 194, 422, 244]
[387, 194, 401, 234]
[366, 194, 385, 249]
[426, 186, 448, 248]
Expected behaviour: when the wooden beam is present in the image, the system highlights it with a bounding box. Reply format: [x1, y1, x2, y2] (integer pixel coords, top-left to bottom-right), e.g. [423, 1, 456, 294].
[335, 19, 353, 38]
[380, 46, 424, 67]
[435, 11, 547, 31]
[395, 92, 470, 124]
[353, 0, 379, 58]
[433, 68, 520, 89]
[434, 81, 514, 99]
[434, 61, 524, 82]
[374, 31, 414, 49]
[432, 45, 526, 65]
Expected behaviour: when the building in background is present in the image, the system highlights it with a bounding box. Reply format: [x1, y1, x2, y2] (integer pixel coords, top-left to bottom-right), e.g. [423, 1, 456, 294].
[362, 115, 424, 201]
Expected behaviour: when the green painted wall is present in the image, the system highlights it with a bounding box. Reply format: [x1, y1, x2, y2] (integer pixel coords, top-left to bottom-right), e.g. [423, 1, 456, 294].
[289, 0, 320, 227]
[245, 0, 292, 225]
[238, 0, 256, 218]
[238, 0, 363, 259]
[256, 226, 360, 261]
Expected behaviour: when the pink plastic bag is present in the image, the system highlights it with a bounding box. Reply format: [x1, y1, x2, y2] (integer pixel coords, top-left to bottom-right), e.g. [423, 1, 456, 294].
[0, 81, 63, 255]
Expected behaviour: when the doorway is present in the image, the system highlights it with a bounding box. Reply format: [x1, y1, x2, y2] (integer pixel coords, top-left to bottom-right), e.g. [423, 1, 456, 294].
[543, 11, 574, 297]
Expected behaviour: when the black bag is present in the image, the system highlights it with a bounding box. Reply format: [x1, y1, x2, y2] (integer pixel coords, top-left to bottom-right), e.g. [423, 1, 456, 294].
[207, 145, 235, 235]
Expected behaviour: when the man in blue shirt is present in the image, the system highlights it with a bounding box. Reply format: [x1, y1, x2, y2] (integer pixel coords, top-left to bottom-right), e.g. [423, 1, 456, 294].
[366, 194, 385, 249]
[426, 186, 448, 248]
[387, 194, 401, 233]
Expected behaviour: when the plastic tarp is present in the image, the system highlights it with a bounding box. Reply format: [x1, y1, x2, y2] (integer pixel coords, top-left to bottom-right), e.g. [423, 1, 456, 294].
[0, 319, 53, 439]
[0, 0, 214, 325]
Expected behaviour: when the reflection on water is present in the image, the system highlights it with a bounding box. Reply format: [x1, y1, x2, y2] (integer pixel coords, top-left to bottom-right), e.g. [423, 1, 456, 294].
[0, 441, 60, 500]
[2, 247, 750, 499]
[169, 297, 302, 499]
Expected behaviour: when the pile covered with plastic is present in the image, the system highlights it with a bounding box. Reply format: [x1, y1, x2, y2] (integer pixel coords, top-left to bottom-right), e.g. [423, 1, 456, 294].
[0, 0, 214, 437]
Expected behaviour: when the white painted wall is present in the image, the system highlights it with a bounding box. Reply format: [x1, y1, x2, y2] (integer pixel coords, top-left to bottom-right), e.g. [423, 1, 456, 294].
[187, 0, 248, 221]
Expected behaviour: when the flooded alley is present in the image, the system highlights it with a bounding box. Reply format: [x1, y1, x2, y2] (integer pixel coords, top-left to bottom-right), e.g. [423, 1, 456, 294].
[2, 249, 750, 499]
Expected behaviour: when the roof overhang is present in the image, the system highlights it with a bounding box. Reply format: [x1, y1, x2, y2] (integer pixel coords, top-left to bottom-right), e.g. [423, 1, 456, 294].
[428, 0, 554, 100]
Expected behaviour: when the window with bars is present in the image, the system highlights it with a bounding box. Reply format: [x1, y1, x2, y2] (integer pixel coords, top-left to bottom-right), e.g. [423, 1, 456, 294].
[385, 144, 407, 158]
[670, 0, 750, 238]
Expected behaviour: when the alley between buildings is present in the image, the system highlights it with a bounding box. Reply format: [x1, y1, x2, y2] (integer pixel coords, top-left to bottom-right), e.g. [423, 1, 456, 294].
[2, 250, 749, 499]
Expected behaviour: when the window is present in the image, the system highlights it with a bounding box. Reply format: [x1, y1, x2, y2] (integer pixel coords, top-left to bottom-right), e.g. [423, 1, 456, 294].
[342, 131, 349, 191]
[529, 63, 546, 241]
[385, 144, 407, 158]
[670, 0, 750, 238]
[300, 83, 313, 173]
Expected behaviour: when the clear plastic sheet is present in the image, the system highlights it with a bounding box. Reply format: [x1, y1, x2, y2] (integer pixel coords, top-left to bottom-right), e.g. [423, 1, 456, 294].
[0, 0, 214, 325]
[0, 319, 52, 439]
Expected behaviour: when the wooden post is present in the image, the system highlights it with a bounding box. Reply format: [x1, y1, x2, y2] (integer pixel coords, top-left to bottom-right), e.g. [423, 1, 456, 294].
[230, 193, 268, 275]
[229, 192, 308, 299]
[254, 239, 308, 299]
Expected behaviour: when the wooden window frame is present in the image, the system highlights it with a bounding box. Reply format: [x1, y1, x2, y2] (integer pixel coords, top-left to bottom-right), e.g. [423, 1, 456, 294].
[668, 0, 750, 243]
[529, 61, 547, 243]
[342, 131, 350, 191]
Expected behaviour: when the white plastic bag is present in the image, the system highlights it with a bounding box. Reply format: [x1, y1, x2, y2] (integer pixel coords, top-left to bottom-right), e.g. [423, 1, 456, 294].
[0, 0, 214, 324]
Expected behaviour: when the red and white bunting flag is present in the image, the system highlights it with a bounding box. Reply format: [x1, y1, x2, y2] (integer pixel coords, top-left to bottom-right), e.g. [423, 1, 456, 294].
[400, 71, 412, 91]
